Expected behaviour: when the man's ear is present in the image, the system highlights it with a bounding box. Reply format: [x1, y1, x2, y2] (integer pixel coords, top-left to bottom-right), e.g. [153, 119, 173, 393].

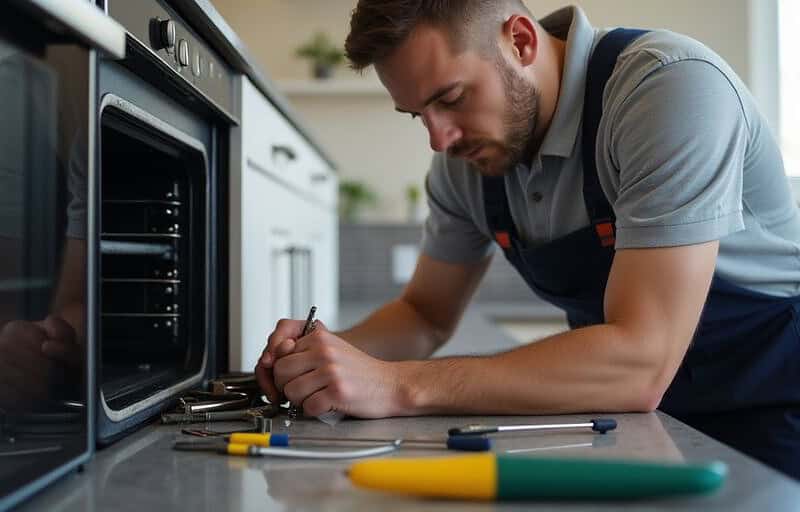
[502, 15, 538, 66]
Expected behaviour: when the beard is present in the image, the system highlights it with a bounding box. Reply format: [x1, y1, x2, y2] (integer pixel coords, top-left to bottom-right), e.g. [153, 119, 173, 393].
[450, 57, 540, 177]
[495, 57, 540, 175]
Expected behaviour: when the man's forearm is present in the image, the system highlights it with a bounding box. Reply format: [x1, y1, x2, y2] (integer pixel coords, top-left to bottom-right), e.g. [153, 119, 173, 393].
[392, 323, 671, 416]
[335, 298, 445, 361]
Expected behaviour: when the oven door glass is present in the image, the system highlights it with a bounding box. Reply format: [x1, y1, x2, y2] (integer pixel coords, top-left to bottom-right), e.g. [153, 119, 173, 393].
[98, 99, 208, 417]
[0, 13, 91, 508]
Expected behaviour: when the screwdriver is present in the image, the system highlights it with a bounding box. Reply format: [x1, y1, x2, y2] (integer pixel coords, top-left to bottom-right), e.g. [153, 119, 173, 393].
[174, 439, 402, 460]
[448, 418, 617, 436]
[174, 433, 491, 452]
[348, 454, 727, 500]
[226, 433, 492, 452]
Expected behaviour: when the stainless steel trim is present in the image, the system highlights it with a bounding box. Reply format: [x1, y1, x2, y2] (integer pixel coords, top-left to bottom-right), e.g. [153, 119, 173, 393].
[86, 44, 98, 469]
[99, 370, 203, 422]
[11, 0, 125, 59]
[124, 31, 238, 125]
[98, 93, 210, 423]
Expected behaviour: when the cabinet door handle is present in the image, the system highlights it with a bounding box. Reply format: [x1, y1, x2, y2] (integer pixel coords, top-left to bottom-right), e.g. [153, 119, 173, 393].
[310, 172, 328, 183]
[272, 144, 297, 162]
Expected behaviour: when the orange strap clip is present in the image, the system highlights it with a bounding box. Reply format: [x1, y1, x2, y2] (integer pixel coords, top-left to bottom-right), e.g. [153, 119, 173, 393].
[595, 221, 615, 248]
[494, 231, 512, 249]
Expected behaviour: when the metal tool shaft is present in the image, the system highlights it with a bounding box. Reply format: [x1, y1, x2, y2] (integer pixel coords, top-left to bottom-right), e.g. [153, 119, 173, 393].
[498, 422, 594, 432]
[287, 306, 317, 420]
[449, 418, 617, 436]
[291, 436, 442, 445]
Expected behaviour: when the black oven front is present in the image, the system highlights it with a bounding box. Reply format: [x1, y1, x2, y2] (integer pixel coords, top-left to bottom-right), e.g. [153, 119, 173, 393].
[95, 0, 236, 443]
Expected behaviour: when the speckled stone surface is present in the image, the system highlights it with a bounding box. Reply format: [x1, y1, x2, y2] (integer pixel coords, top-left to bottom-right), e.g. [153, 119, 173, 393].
[18, 412, 800, 511]
[18, 303, 800, 510]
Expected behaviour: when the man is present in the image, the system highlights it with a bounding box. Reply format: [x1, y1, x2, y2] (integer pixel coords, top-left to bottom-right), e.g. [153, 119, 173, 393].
[256, 1, 800, 479]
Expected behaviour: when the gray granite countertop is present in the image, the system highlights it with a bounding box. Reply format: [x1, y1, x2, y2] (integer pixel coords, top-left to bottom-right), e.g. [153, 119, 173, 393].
[17, 303, 800, 510]
[18, 412, 800, 511]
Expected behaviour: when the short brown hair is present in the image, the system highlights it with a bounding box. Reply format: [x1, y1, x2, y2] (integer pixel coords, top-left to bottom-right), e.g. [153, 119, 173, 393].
[345, 0, 532, 71]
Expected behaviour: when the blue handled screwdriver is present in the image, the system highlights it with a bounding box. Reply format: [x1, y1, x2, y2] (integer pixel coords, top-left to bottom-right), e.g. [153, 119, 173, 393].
[448, 418, 617, 436]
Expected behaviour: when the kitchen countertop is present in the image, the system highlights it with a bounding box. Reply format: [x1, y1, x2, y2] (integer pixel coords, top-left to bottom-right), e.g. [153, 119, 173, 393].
[17, 412, 800, 511]
[17, 301, 800, 510]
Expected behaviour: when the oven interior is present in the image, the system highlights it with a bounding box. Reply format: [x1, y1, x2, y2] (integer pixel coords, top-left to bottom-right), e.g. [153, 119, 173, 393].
[99, 108, 206, 411]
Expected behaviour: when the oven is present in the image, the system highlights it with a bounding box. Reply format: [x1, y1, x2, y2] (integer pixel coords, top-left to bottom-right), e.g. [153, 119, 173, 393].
[94, 0, 236, 443]
[0, 1, 125, 509]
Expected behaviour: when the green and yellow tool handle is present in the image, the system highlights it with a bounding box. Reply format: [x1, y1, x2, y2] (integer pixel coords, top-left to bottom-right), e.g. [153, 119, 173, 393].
[348, 453, 727, 500]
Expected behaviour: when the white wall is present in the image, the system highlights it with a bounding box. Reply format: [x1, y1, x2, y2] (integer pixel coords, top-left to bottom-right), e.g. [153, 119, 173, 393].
[212, 0, 779, 223]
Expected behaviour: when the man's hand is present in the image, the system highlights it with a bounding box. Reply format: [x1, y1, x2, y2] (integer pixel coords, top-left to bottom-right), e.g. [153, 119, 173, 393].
[0, 315, 80, 409]
[255, 318, 308, 405]
[255, 319, 408, 418]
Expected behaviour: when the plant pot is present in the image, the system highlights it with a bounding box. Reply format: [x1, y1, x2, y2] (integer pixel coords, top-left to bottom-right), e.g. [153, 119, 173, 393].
[407, 201, 425, 224]
[313, 63, 334, 80]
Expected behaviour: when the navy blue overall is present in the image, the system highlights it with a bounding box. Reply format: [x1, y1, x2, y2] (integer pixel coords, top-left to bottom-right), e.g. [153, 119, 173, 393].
[483, 29, 800, 480]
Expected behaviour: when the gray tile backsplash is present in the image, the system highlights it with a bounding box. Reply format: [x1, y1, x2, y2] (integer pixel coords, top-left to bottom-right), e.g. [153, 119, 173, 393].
[339, 223, 539, 302]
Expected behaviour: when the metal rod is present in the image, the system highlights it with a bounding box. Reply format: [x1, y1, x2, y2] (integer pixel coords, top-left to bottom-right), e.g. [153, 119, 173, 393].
[498, 422, 594, 432]
[290, 436, 444, 446]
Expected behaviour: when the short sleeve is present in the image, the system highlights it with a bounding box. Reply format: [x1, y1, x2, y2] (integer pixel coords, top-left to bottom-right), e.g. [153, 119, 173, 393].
[421, 154, 494, 263]
[604, 59, 747, 248]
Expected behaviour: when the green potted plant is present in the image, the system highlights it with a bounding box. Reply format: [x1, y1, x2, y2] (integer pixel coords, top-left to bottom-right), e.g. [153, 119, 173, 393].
[339, 180, 377, 223]
[405, 183, 425, 224]
[295, 32, 345, 79]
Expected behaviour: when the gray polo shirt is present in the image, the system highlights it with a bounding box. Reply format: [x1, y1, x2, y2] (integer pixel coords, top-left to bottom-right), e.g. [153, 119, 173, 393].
[422, 6, 800, 297]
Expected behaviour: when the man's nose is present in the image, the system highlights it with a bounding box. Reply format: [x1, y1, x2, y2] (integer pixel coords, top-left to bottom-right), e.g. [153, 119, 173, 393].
[424, 112, 461, 153]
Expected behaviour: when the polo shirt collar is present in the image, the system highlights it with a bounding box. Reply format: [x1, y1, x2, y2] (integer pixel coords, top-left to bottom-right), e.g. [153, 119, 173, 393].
[536, 6, 596, 160]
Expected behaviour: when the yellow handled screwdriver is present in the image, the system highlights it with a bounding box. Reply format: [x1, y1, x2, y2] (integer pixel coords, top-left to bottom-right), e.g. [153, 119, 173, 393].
[226, 432, 491, 451]
[174, 433, 491, 452]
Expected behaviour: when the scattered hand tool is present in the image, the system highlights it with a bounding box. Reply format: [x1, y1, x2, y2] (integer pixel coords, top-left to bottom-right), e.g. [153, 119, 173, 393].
[173, 438, 402, 460]
[223, 432, 491, 452]
[448, 418, 617, 436]
[161, 404, 279, 425]
[209, 373, 262, 396]
[286, 306, 319, 422]
[347, 454, 728, 500]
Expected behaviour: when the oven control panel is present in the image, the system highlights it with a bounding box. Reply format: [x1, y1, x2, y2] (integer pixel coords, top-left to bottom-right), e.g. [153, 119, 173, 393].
[106, 0, 235, 119]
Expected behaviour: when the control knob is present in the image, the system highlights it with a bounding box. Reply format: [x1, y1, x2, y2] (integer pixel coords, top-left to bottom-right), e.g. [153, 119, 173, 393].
[153, 19, 176, 51]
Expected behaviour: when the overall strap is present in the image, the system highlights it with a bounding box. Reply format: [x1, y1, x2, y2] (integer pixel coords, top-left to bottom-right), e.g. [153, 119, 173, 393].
[483, 175, 518, 249]
[582, 28, 649, 247]
[483, 28, 649, 250]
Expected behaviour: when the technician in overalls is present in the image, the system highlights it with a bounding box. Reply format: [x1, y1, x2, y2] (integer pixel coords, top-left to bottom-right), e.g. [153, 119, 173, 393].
[256, 1, 800, 479]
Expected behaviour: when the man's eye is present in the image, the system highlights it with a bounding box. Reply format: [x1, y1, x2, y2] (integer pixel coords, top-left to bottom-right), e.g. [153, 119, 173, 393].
[440, 93, 464, 107]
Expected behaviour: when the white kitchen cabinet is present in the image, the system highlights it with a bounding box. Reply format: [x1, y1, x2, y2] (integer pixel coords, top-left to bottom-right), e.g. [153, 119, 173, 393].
[229, 77, 338, 372]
